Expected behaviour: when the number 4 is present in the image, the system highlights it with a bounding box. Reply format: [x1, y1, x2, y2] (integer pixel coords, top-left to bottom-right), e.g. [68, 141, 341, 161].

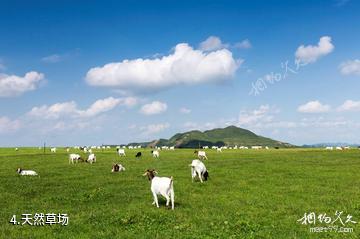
[9, 215, 17, 225]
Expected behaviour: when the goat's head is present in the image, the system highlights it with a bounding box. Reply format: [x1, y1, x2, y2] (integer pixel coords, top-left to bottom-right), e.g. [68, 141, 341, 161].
[194, 150, 198, 154]
[143, 169, 157, 181]
[112, 164, 120, 172]
[16, 168, 22, 173]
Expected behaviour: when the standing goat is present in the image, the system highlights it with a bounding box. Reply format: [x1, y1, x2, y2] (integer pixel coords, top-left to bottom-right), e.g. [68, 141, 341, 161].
[194, 150, 208, 160]
[189, 159, 209, 183]
[69, 153, 82, 164]
[87, 153, 96, 164]
[143, 169, 174, 210]
[151, 150, 160, 158]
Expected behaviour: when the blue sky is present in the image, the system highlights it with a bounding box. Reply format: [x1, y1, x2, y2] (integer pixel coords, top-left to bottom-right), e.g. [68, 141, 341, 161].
[1, 0, 360, 146]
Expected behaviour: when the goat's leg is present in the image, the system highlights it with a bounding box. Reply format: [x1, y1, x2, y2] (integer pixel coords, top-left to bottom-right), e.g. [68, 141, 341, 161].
[170, 189, 175, 210]
[165, 194, 170, 207]
[198, 171, 203, 183]
[152, 192, 159, 208]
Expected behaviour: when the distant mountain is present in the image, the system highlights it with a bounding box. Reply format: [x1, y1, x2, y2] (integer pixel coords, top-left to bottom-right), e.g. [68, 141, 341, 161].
[303, 143, 360, 148]
[127, 126, 294, 148]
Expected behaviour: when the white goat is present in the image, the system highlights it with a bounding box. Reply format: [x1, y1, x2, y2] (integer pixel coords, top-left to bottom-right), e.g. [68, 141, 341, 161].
[112, 163, 126, 172]
[117, 148, 126, 156]
[69, 153, 82, 164]
[194, 150, 208, 160]
[143, 169, 174, 210]
[189, 159, 209, 183]
[217, 148, 222, 153]
[151, 150, 160, 158]
[17, 168, 38, 176]
[87, 153, 96, 164]
[50, 147, 56, 153]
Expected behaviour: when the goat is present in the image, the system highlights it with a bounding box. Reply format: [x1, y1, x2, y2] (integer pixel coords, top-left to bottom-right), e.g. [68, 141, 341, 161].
[151, 150, 160, 158]
[143, 169, 174, 210]
[194, 150, 208, 160]
[17, 168, 38, 176]
[112, 163, 125, 172]
[117, 148, 126, 156]
[87, 153, 96, 164]
[189, 159, 209, 183]
[69, 153, 82, 164]
[135, 152, 142, 158]
[50, 147, 56, 153]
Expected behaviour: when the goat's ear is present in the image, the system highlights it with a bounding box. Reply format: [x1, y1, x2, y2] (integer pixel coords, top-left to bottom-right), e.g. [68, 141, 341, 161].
[153, 170, 158, 174]
[142, 172, 148, 176]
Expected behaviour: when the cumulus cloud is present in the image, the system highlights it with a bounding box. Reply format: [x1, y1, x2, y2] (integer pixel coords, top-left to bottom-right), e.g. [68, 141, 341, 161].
[295, 36, 334, 64]
[234, 39, 252, 49]
[0, 71, 44, 97]
[337, 100, 360, 112]
[179, 107, 191, 114]
[339, 59, 360, 75]
[140, 101, 167, 115]
[85, 41, 240, 93]
[28, 97, 136, 119]
[140, 123, 170, 135]
[0, 117, 21, 133]
[199, 36, 228, 51]
[297, 100, 331, 113]
[238, 105, 274, 125]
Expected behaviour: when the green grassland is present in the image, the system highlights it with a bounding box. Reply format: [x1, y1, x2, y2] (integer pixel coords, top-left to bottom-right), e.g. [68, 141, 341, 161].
[0, 147, 359, 238]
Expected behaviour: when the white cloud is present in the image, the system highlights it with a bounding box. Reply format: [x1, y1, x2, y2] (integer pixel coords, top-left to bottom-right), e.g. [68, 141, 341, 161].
[141, 123, 170, 135]
[179, 107, 191, 114]
[0, 117, 21, 133]
[297, 100, 331, 113]
[0, 71, 44, 97]
[295, 36, 334, 64]
[28, 96, 136, 119]
[79, 97, 123, 117]
[85, 41, 240, 93]
[238, 105, 273, 125]
[29, 101, 78, 119]
[140, 101, 167, 115]
[234, 39, 252, 49]
[42, 54, 62, 63]
[199, 36, 228, 51]
[339, 59, 360, 75]
[337, 100, 360, 112]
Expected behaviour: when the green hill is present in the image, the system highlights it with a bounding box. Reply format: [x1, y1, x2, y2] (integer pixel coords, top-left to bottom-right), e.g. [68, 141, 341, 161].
[131, 126, 294, 148]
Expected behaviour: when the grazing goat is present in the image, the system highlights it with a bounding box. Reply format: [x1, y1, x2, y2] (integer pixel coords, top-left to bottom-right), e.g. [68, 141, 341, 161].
[69, 153, 82, 164]
[194, 150, 208, 160]
[117, 148, 126, 156]
[217, 148, 222, 153]
[112, 163, 125, 172]
[151, 150, 160, 158]
[50, 147, 56, 153]
[17, 168, 38, 176]
[143, 169, 174, 210]
[189, 159, 209, 183]
[87, 153, 96, 164]
[135, 152, 142, 158]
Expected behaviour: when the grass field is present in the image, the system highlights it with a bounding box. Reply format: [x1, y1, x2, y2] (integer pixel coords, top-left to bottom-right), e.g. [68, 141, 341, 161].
[0, 147, 359, 238]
